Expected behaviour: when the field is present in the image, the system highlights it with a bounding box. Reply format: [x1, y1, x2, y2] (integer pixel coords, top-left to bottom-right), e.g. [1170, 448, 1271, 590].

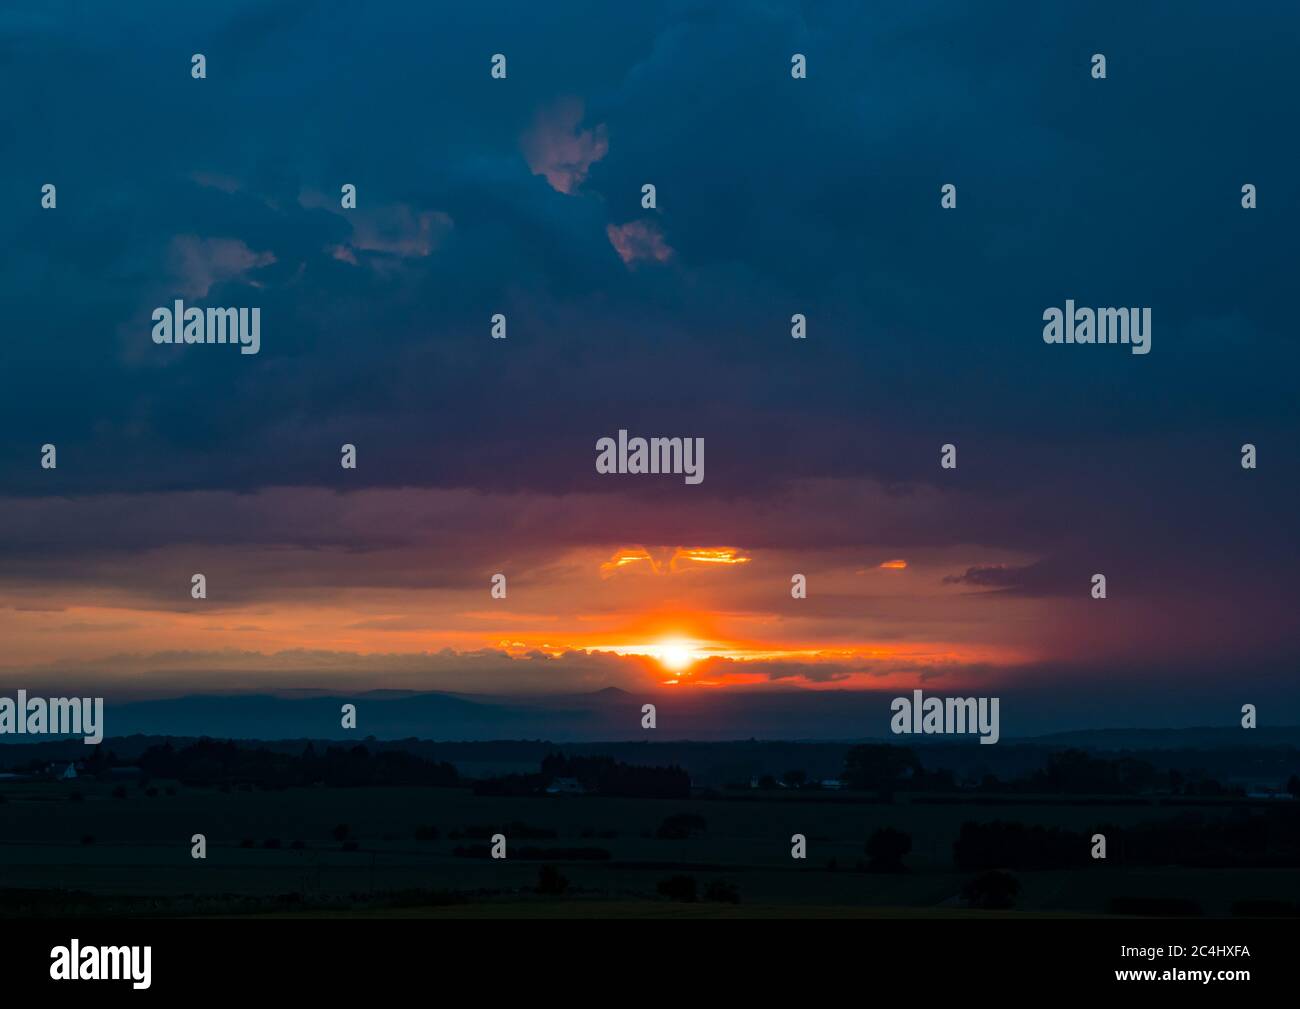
[3, 780, 1296, 917]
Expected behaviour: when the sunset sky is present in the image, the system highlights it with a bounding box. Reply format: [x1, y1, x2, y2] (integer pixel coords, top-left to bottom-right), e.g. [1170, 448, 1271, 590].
[2, 2, 1297, 727]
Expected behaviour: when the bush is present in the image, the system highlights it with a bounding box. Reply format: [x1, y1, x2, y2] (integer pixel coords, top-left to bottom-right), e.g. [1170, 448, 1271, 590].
[703, 880, 740, 904]
[657, 875, 698, 902]
[656, 813, 707, 840]
[865, 827, 912, 873]
[414, 825, 441, 841]
[536, 865, 569, 895]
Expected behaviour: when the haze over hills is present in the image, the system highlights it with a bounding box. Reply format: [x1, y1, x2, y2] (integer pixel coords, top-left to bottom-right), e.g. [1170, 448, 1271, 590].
[5, 686, 1299, 747]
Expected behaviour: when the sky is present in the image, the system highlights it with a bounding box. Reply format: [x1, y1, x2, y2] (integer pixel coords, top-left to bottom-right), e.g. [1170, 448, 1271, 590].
[1, 2, 1297, 728]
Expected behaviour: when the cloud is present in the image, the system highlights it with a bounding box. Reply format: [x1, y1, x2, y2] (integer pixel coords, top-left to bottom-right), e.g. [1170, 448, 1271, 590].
[600, 547, 659, 577]
[188, 170, 241, 194]
[9, 645, 661, 697]
[297, 189, 454, 262]
[670, 547, 751, 570]
[942, 561, 1073, 597]
[606, 220, 672, 265]
[349, 205, 452, 259]
[168, 235, 275, 298]
[520, 98, 609, 194]
[0, 1, 1296, 715]
[600, 546, 751, 577]
[3, 641, 1021, 699]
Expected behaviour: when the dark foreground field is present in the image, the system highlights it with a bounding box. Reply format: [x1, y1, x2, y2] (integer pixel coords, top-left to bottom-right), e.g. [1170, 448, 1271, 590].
[4, 779, 1298, 918]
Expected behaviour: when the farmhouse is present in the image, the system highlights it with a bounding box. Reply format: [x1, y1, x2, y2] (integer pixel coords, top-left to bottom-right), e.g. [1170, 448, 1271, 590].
[545, 777, 587, 795]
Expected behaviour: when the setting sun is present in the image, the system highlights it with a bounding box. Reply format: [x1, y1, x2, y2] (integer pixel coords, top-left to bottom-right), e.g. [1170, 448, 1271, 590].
[656, 640, 695, 672]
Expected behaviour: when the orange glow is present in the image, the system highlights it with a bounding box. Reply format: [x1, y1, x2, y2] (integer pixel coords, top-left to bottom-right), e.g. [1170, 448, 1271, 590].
[599, 636, 706, 673]
[656, 639, 696, 672]
[0, 537, 1049, 696]
[670, 547, 751, 569]
[600, 545, 751, 578]
[599, 547, 659, 577]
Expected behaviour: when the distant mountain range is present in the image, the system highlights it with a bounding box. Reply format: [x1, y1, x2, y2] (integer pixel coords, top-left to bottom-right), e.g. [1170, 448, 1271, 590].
[4, 687, 1299, 748]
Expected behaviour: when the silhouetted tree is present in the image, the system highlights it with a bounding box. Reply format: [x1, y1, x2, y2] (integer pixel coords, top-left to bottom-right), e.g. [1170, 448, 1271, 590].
[842, 745, 922, 791]
[865, 827, 912, 872]
[657, 875, 697, 902]
[540, 752, 690, 798]
[536, 865, 569, 896]
[138, 738, 458, 789]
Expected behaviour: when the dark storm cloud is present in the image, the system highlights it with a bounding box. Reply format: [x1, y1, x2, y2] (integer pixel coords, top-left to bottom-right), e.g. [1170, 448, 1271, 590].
[2, 0, 1295, 492]
[941, 560, 1082, 597]
[0, 1, 1296, 660]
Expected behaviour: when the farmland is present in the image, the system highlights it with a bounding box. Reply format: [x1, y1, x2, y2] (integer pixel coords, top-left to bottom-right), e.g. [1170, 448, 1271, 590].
[3, 778, 1294, 917]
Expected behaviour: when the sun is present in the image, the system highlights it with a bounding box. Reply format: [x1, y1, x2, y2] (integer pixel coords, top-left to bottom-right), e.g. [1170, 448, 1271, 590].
[657, 640, 695, 672]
